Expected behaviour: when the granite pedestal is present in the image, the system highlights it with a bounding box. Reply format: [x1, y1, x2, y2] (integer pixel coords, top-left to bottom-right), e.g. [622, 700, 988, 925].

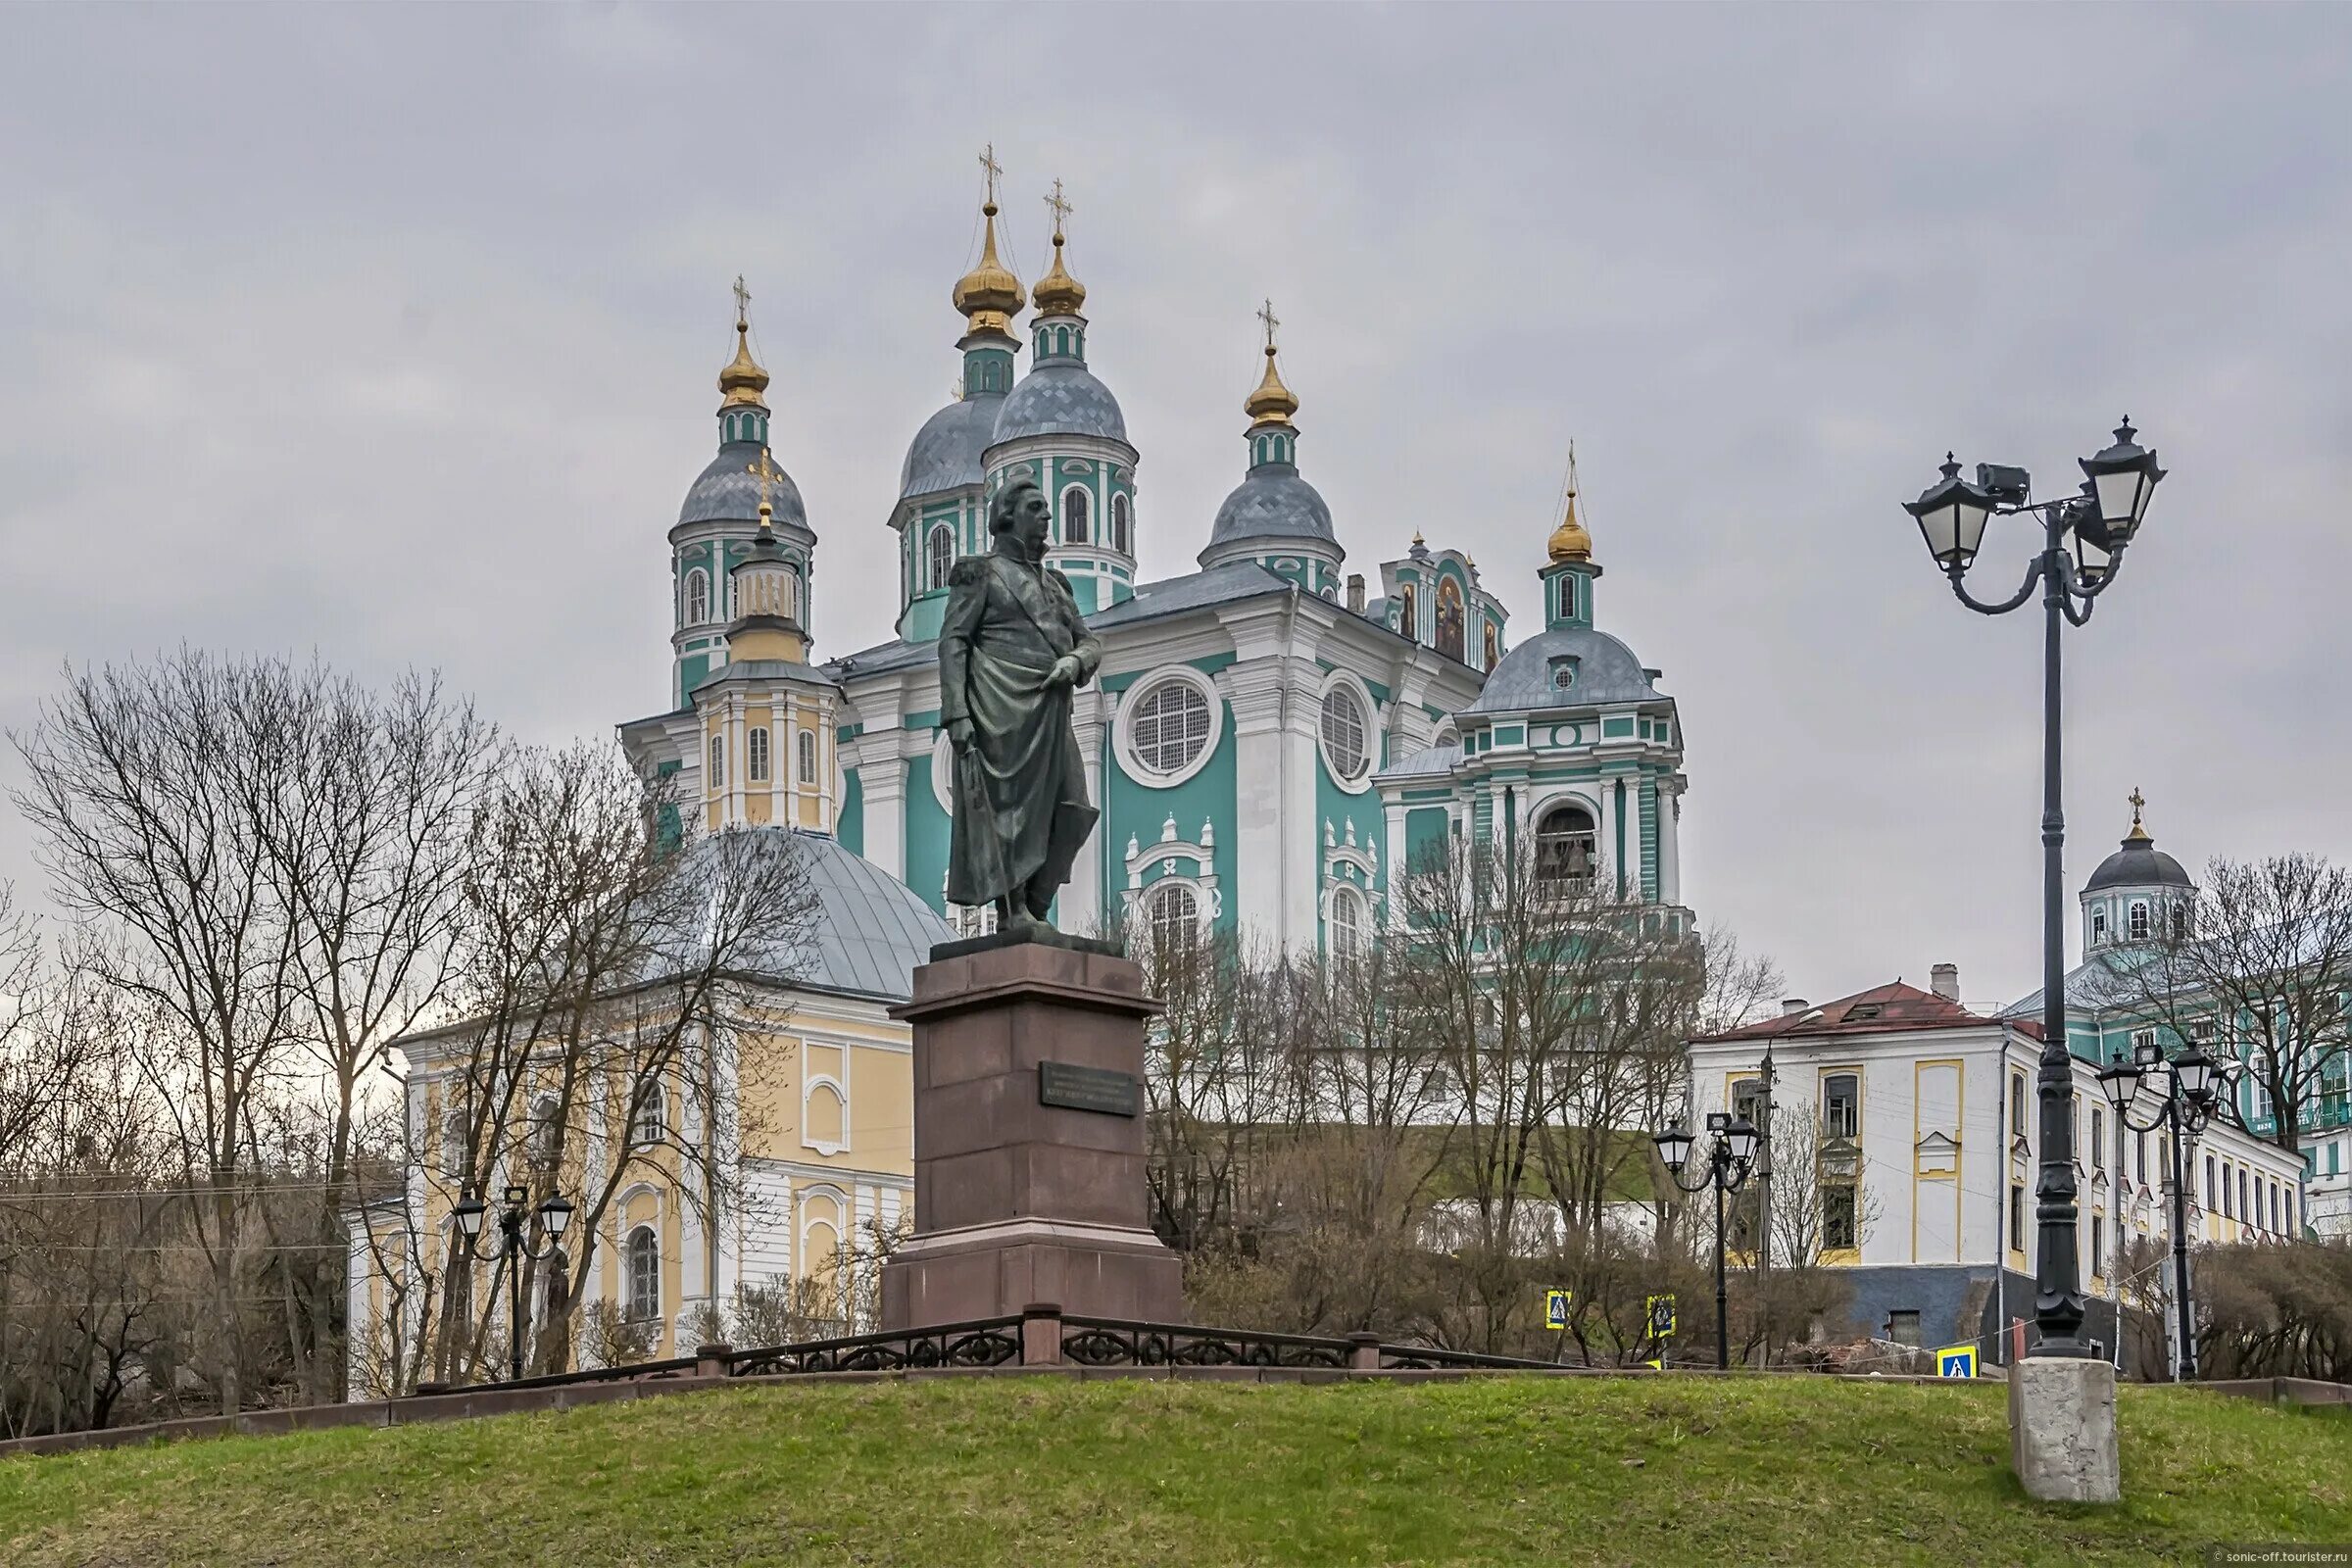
[2010, 1354, 2121, 1503]
[879, 937, 1184, 1330]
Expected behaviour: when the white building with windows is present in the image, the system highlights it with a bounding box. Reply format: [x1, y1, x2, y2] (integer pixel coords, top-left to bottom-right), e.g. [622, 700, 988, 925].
[1689, 966, 2305, 1362]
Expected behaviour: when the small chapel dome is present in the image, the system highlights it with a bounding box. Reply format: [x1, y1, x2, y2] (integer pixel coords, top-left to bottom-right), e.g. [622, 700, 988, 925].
[2084, 800, 2193, 894]
[1031, 223, 1087, 318]
[1466, 625, 1661, 714]
[900, 395, 1004, 501]
[1244, 344, 1298, 425]
[992, 363, 1127, 445]
[679, 448, 808, 529]
[1206, 469, 1336, 550]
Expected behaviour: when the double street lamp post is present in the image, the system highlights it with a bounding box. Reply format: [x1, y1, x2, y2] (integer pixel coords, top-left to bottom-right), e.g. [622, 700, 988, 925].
[2098, 1040, 2229, 1380]
[455, 1183, 575, 1384]
[1901, 419, 2165, 1360]
[1654, 1111, 1761, 1371]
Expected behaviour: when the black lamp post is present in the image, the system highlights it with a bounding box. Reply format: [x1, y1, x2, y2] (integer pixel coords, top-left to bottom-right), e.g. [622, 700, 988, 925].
[2098, 1040, 2230, 1380]
[1902, 419, 2164, 1359]
[1654, 1110, 1761, 1371]
[454, 1182, 575, 1384]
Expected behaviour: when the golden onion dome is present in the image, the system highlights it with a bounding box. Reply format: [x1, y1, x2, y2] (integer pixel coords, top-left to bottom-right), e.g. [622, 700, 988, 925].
[1244, 345, 1298, 425]
[717, 318, 769, 408]
[1546, 488, 1593, 564]
[952, 201, 1026, 334]
[1032, 226, 1086, 318]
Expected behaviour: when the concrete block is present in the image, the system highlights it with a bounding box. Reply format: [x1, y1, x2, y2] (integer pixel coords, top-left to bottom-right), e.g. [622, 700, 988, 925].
[2010, 1355, 2120, 1504]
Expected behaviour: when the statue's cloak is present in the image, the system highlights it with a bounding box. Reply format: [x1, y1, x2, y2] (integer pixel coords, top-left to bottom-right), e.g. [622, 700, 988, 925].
[938, 547, 1102, 909]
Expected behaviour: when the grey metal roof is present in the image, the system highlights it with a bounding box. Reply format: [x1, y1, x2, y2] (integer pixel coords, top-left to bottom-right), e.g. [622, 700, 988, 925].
[1375, 743, 1463, 783]
[1464, 625, 1662, 715]
[2001, 950, 2157, 1022]
[680, 441, 809, 529]
[1202, 466, 1338, 558]
[2084, 834, 2194, 894]
[899, 394, 1004, 501]
[1085, 562, 1289, 631]
[676, 827, 949, 1002]
[991, 362, 1127, 446]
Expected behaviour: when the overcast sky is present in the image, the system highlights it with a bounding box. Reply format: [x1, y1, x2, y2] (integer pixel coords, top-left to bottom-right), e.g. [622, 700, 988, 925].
[3, 5, 2347, 1012]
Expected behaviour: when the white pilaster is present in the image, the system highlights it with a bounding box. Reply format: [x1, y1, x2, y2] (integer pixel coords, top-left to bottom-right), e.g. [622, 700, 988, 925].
[1223, 660, 1288, 942]
[1065, 684, 1107, 936]
[858, 742, 906, 880]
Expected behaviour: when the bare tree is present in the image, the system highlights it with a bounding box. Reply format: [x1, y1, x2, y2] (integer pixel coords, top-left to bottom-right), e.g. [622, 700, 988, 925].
[2100, 854, 2352, 1153]
[419, 743, 814, 1385]
[12, 653, 309, 1414]
[1394, 831, 1702, 1353]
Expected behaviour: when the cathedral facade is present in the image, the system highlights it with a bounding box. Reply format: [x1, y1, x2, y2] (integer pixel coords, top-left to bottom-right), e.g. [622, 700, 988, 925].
[618, 177, 1692, 958]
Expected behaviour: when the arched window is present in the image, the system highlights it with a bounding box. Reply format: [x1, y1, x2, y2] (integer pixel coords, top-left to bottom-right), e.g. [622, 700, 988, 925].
[1329, 885, 1367, 970]
[625, 1225, 660, 1322]
[1319, 685, 1368, 782]
[684, 567, 710, 625]
[1436, 577, 1466, 662]
[1534, 803, 1597, 895]
[2128, 901, 2150, 942]
[2171, 903, 2189, 942]
[2091, 906, 2109, 944]
[708, 733, 725, 788]
[1128, 679, 1213, 777]
[797, 729, 816, 785]
[927, 524, 954, 588]
[1062, 487, 1091, 545]
[1111, 494, 1130, 553]
[440, 1086, 469, 1178]
[748, 726, 771, 783]
[632, 1086, 666, 1147]
[1146, 881, 1199, 955]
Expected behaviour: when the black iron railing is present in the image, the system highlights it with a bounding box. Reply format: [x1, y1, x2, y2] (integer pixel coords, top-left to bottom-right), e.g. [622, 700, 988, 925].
[726, 1315, 1022, 1377]
[1059, 1316, 1352, 1369]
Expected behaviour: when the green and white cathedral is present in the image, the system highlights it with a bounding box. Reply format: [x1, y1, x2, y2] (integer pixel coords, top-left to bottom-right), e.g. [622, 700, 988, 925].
[618, 184, 1692, 960]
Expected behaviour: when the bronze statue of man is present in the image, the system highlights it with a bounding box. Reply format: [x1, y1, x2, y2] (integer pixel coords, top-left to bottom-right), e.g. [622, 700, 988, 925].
[940, 477, 1102, 935]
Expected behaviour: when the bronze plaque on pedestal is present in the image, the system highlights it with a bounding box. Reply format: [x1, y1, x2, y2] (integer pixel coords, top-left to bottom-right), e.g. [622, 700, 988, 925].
[1039, 1060, 1139, 1117]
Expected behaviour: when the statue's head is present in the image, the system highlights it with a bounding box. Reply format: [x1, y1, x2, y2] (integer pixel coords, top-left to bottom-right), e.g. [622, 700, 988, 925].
[990, 478, 1053, 557]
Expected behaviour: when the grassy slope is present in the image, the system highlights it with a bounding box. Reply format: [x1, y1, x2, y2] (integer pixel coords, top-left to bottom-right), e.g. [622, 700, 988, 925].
[1, 1377, 2346, 1567]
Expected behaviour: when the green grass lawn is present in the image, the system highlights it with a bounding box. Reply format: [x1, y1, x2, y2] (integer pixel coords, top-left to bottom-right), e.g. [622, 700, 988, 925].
[2, 1376, 2346, 1566]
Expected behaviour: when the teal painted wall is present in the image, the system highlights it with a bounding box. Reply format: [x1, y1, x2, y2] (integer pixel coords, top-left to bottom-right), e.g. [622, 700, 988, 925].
[1102, 702, 1238, 935]
[838, 765, 864, 856]
[905, 742, 952, 913]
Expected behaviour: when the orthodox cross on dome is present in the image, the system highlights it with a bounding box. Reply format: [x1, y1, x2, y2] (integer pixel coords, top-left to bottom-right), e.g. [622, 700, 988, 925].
[1045, 177, 1072, 240]
[746, 447, 787, 528]
[1257, 298, 1281, 354]
[978, 143, 1003, 207]
[733, 274, 752, 329]
[2126, 785, 2149, 840]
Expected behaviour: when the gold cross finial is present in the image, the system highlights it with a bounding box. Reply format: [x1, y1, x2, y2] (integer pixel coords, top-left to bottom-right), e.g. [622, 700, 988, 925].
[2129, 786, 2145, 827]
[1567, 438, 1581, 497]
[732, 274, 751, 329]
[1257, 298, 1281, 354]
[978, 143, 1002, 209]
[746, 447, 786, 529]
[1045, 177, 1072, 240]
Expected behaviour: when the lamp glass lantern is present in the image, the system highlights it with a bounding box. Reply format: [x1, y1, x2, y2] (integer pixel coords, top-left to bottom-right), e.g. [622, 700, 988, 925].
[2175, 1049, 2215, 1101]
[538, 1193, 575, 1239]
[2071, 504, 2115, 587]
[1654, 1126, 1695, 1175]
[454, 1188, 487, 1239]
[1905, 455, 1995, 571]
[2079, 419, 2164, 544]
[1724, 1116, 1761, 1166]
[2098, 1052, 2141, 1110]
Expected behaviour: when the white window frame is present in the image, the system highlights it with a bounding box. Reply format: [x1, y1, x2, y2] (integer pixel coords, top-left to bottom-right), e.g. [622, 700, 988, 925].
[1061, 484, 1092, 546]
[1113, 665, 1224, 789]
[1315, 669, 1376, 794]
[797, 729, 816, 785]
[748, 726, 771, 783]
[708, 733, 725, 789]
[632, 1085, 666, 1148]
[684, 566, 710, 625]
[624, 1224, 660, 1322]
[926, 523, 954, 589]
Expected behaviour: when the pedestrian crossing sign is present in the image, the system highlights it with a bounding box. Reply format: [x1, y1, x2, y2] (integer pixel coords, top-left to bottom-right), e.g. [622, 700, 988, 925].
[1544, 1289, 1571, 1330]
[1936, 1345, 1977, 1379]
